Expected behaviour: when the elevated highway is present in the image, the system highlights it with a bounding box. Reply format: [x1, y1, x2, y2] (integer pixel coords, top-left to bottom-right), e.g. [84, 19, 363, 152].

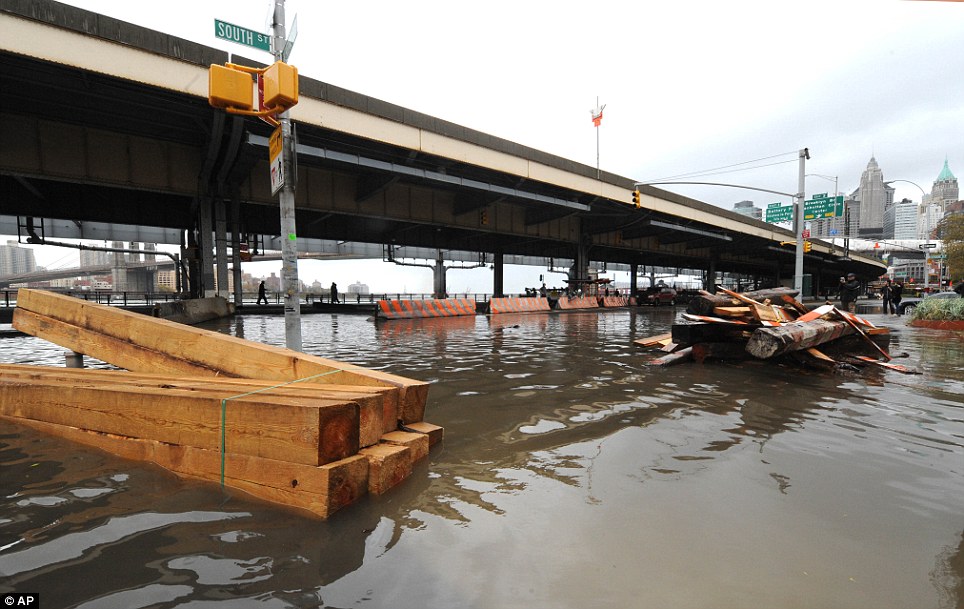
[0, 0, 885, 299]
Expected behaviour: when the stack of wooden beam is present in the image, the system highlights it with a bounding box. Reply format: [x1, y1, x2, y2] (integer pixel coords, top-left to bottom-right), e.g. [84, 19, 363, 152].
[1, 288, 443, 518]
[635, 287, 914, 373]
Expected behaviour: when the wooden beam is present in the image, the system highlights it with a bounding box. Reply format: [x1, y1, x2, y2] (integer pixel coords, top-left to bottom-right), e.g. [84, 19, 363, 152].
[3, 416, 369, 519]
[14, 289, 429, 422]
[0, 364, 397, 447]
[0, 380, 359, 466]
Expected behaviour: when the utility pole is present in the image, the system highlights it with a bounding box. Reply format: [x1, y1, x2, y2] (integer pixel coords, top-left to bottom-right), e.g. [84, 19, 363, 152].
[794, 148, 809, 295]
[270, 0, 302, 351]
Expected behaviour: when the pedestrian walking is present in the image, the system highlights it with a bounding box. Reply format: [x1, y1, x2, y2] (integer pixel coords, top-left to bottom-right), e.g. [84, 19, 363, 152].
[839, 273, 860, 313]
[891, 280, 903, 315]
[330, 282, 339, 304]
[257, 280, 268, 305]
[881, 279, 895, 314]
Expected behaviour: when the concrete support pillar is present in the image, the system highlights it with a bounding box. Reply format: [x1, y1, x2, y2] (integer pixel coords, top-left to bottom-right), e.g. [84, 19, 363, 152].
[214, 197, 229, 297]
[704, 256, 718, 293]
[198, 197, 216, 298]
[630, 263, 638, 297]
[432, 250, 447, 298]
[230, 197, 243, 306]
[571, 238, 591, 286]
[493, 252, 504, 297]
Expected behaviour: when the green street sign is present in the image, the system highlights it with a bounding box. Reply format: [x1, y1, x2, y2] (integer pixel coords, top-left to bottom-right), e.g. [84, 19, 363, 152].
[215, 19, 271, 52]
[765, 204, 793, 223]
[804, 195, 844, 220]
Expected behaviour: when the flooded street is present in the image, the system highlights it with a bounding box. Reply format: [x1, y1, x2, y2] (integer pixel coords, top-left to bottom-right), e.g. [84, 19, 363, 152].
[1, 308, 962, 609]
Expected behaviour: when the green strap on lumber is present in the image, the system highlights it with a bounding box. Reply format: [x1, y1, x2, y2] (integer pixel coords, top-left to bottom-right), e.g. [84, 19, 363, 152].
[219, 369, 343, 487]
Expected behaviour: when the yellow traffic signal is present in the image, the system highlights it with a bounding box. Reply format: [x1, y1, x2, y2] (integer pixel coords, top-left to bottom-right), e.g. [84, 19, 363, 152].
[208, 64, 253, 110]
[632, 189, 640, 208]
[804, 241, 812, 253]
[480, 208, 489, 226]
[263, 61, 299, 111]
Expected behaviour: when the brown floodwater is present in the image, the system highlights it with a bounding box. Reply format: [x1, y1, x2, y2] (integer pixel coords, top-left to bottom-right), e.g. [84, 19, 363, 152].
[1, 308, 962, 609]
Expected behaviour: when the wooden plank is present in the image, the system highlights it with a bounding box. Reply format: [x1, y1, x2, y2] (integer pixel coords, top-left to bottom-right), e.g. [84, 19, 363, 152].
[0, 380, 359, 466]
[14, 289, 429, 423]
[360, 443, 413, 495]
[793, 304, 835, 323]
[3, 415, 369, 519]
[633, 332, 673, 347]
[381, 430, 430, 462]
[13, 308, 221, 376]
[686, 288, 799, 316]
[650, 346, 694, 366]
[805, 347, 837, 363]
[0, 364, 394, 447]
[402, 421, 444, 447]
[712, 306, 753, 317]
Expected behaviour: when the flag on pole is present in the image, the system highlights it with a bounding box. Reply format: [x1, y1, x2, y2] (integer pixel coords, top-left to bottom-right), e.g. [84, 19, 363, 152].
[591, 103, 605, 127]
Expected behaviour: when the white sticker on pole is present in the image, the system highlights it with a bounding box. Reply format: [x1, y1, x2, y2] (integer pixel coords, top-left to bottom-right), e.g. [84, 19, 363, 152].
[269, 125, 284, 195]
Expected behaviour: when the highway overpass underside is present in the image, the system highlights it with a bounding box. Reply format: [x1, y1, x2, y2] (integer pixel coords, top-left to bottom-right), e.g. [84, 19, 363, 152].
[0, 2, 884, 298]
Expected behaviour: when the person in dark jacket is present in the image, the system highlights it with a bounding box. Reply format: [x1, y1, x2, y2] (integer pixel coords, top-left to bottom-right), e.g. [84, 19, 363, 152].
[839, 273, 860, 312]
[891, 280, 903, 315]
[881, 279, 894, 314]
[257, 280, 268, 305]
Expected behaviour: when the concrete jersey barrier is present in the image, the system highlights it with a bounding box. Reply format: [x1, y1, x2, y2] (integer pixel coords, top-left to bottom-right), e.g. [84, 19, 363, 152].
[377, 298, 477, 319]
[554, 296, 599, 310]
[486, 297, 551, 314]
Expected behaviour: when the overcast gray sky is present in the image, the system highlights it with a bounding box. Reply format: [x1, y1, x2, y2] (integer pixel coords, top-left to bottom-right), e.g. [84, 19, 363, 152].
[15, 0, 964, 292]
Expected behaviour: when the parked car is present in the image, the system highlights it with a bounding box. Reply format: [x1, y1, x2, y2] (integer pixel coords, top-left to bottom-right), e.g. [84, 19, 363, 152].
[641, 285, 677, 306]
[897, 291, 960, 315]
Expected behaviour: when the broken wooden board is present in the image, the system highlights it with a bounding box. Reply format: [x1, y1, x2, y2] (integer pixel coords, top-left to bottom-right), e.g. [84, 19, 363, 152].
[13, 289, 429, 423]
[745, 319, 854, 359]
[686, 287, 799, 316]
[650, 346, 694, 366]
[851, 355, 919, 374]
[633, 332, 673, 347]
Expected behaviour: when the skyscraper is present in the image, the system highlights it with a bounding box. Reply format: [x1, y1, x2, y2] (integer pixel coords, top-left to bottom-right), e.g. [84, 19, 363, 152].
[856, 156, 894, 238]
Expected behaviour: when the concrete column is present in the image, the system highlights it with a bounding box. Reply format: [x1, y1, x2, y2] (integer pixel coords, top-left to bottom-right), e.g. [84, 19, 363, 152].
[230, 197, 243, 306]
[214, 197, 229, 297]
[571, 238, 590, 285]
[493, 252, 504, 297]
[432, 250, 447, 298]
[630, 263, 638, 297]
[704, 256, 717, 293]
[198, 197, 216, 298]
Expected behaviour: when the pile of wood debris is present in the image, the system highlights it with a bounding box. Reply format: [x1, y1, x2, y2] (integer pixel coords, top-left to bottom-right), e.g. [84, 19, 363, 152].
[635, 287, 916, 374]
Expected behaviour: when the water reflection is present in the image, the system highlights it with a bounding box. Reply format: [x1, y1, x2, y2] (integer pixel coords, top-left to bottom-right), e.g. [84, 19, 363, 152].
[1, 310, 962, 608]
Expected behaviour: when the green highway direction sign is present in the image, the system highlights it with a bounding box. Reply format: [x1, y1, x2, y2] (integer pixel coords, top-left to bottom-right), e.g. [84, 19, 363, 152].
[804, 195, 844, 220]
[765, 202, 793, 223]
[215, 19, 271, 52]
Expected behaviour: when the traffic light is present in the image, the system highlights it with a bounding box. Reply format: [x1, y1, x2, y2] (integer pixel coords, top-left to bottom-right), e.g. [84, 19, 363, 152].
[804, 240, 812, 253]
[632, 189, 640, 208]
[480, 208, 489, 226]
[208, 64, 253, 110]
[262, 61, 299, 111]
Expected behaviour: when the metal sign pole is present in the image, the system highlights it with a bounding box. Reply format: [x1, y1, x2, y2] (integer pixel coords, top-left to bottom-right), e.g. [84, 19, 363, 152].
[794, 148, 809, 295]
[271, 0, 302, 351]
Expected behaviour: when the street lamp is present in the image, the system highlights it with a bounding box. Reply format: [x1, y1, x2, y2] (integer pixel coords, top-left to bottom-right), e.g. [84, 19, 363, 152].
[884, 179, 929, 289]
